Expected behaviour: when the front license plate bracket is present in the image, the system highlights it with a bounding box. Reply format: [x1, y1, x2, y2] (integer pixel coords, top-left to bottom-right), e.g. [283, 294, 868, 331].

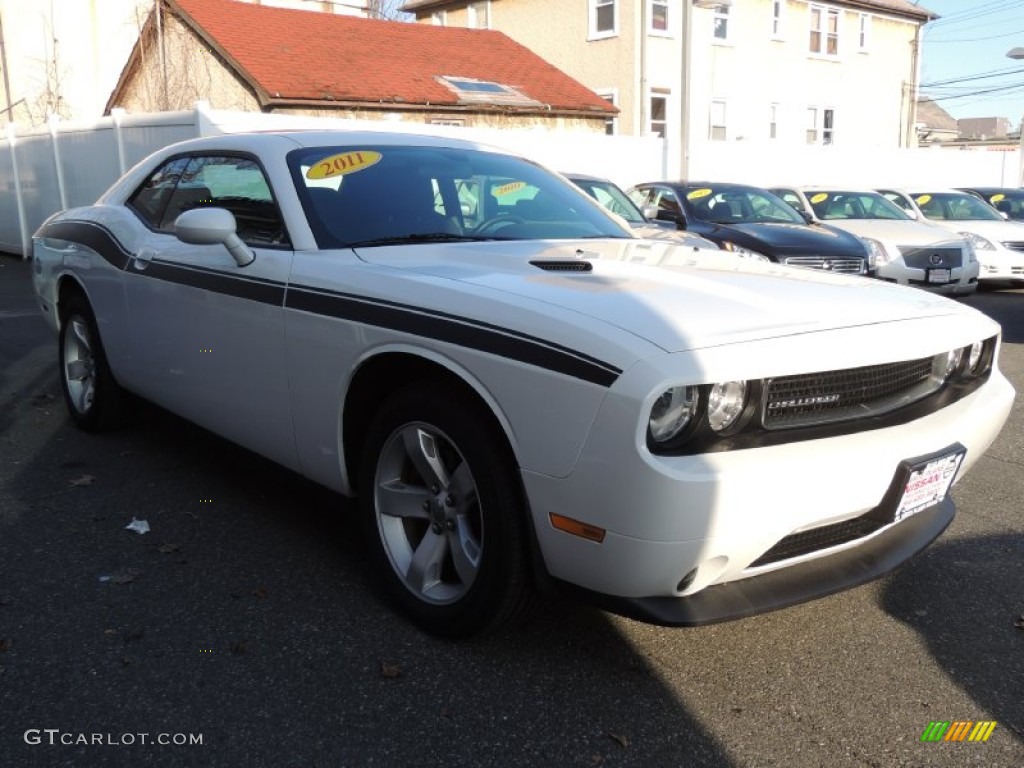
[867, 443, 967, 525]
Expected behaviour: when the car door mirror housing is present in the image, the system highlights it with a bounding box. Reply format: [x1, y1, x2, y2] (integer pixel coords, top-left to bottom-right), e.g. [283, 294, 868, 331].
[641, 204, 659, 221]
[656, 209, 686, 230]
[174, 207, 255, 267]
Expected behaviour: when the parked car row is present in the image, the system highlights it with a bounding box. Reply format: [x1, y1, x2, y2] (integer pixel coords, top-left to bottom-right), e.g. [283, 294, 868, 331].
[30, 130, 1015, 637]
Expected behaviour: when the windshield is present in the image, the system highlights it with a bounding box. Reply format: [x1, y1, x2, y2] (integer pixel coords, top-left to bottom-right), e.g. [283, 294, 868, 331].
[568, 177, 645, 224]
[288, 145, 631, 248]
[979, 190, 1024, 220]
[807, 191, 910, 221]
[912, 192, 1003, 222]
[682, 186, 806, 225]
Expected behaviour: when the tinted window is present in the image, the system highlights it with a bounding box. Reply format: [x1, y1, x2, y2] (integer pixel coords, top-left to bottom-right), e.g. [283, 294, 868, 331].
[807, 191, 909, 221]
[684, 186, 805, 224]
[911, 193, 1001, 222]
[128, 157, 191, 228]
[571, 178, 645, 223]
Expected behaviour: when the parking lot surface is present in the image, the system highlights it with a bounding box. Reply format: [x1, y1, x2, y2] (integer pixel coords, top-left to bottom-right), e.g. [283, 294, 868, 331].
[1, 253, 1022, 767]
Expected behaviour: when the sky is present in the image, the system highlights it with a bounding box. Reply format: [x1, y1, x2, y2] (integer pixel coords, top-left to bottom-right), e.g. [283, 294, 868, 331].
[917, 0, 1024, 123]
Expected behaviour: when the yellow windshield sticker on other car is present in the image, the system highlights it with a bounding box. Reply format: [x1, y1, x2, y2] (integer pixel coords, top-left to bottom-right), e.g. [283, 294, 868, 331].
[810, 193, 829, 204]
[991, 193, 1005, 203]
[915, 194, 932, 205]
[493, 181, 526, 197]
[306, 151, 382, 180]
[687, 188, 712, 200]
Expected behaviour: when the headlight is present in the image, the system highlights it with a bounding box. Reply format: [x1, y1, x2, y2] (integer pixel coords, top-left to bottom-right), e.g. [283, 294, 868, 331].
[861, 237, 890, 267]
[960, 231, 995, 251]
[941, 348, 963, 380]
[648, 386, 699, 443]
[967, 340, 983, 372]
[722, 242, 770, 261]
[707, 381, 748, 432]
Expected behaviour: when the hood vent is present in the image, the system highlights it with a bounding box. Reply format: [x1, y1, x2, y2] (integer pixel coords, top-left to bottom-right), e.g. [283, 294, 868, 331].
[529, 259, 593, 272]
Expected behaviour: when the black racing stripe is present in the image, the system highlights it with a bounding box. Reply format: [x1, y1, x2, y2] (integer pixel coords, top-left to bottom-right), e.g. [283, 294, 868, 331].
[286, 286, 621, 387]
[129, 259, 285, 305]
[36, 220, 132, 270]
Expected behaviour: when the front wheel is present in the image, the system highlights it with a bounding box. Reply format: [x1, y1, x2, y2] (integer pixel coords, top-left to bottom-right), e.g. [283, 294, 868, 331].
[58, 294, 126, 432]
[357, 382, 533, 638]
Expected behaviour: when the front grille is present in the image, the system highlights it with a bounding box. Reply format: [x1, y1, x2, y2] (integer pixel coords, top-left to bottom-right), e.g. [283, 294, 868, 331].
[1002, 241, 1024, 252]
[749, 515, 887, 567]
[783, 255, 864, 274]
[897, 245, 962, 269]
[763, 356, 938, 429]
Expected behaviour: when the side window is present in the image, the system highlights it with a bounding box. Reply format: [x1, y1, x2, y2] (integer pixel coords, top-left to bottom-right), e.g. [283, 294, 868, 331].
[777, 190, 805, 212]
[128, 157, 191, 228]
[654, 187, 681, 215]
[881, 192, 910, 212]
[159, 156, 289, 246]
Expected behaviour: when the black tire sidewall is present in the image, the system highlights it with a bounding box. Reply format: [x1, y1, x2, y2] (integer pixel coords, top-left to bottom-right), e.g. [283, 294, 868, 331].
[357, 383, 528, 638]
[58, 295, 121, 432]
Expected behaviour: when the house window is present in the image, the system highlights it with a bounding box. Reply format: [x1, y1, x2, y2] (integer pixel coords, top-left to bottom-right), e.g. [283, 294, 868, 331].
[431, 10, 446, 25]
[650, 0, 669, 33]
[857, 13, 870, 51]
[713, 4, 729, 40]
[597, 90, 618, 135]
[769, 103, 779, 139]
[710, 100, 727, 141]
[467, 2, 490, 30]
[809, 5, 838, 55]
[650, 91, 669, 138]
[591, 0, 617, 38]
[772, 0, 784, 38]
[806, 106, 835, 144]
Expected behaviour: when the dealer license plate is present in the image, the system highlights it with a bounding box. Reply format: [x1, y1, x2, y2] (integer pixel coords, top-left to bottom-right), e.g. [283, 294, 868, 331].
[927, 268, 951, 284]
[894, 450, 965, 522]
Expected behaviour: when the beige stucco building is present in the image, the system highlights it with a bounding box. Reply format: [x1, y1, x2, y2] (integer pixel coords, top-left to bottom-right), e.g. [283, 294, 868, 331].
[403, 0, 935, 175]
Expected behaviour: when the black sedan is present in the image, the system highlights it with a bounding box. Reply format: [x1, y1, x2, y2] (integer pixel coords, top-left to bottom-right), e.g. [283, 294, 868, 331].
[628, 181, 871, 274]
[958, 187, 1024, 222]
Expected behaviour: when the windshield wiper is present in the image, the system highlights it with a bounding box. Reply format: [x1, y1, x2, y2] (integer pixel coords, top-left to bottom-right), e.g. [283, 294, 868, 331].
[345, 233, 503, 248]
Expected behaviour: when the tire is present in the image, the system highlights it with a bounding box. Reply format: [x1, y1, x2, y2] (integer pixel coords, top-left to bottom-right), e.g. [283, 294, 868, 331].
[357, 381, 533, 638]
[58, 294, 126, 432]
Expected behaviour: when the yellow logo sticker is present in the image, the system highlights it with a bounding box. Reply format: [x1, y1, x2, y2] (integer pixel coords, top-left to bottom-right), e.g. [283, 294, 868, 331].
[915, 194, 932, 205]
[306, 151, 381, 180]
[990, 193, 1005, 203]
[810, 192, 829, 204]
[493, 181, 527, 197]
[687, 188, 713, 200]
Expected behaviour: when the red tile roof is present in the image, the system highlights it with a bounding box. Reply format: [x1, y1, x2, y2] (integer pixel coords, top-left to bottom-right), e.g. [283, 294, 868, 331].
[168, 0, 615, 116]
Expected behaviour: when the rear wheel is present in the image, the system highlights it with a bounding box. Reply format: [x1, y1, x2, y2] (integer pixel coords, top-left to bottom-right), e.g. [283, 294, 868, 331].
[59, 294, 126, 432]
[357, 381, 532, 638]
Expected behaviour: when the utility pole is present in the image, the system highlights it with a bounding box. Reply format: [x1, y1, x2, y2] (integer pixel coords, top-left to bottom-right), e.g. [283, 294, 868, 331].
[0, 8, 14, 122]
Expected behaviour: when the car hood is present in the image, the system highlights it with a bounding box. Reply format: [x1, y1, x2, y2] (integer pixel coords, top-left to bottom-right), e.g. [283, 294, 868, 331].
[822, 218, 966, 246]
[702, 221, 865, 256]
[629, 223, 721, 249]
[355, 238, 961, 353]
[919, 217, 1024, 242]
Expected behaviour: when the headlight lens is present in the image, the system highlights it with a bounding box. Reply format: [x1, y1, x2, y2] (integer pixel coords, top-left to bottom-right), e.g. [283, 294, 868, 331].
[649, 386, 699, 443]
[960, 231, 995, 251]
[707, 380, 748, 432]
[943, 348, 963, 379]
[861, 237, 890, 266]
[967, 340, 984, 373]
[722, 242, 770, 261]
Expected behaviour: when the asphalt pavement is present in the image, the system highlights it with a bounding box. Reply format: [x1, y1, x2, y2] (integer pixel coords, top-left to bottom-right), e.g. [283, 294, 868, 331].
[1, 252, 1022, 767]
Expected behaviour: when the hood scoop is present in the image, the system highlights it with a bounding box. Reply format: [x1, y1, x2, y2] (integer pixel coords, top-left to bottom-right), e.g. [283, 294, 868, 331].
[529, 259, 593, 272]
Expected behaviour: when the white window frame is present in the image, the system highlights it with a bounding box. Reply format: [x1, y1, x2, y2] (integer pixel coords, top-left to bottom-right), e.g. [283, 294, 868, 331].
[857, 13, 870, 52]
[649, 0, 670, 36]
[590, 0, 618, 40]
[596, 89, 618, 135]
[771, 0, 784, 40]
[710, 99, 727, 141]
[649, 89, 670, 138]
[809, 4, 839, 56]
[806, 106, 836, 145]
[467, 2, 491, 30]
[713, 4, 730, 42]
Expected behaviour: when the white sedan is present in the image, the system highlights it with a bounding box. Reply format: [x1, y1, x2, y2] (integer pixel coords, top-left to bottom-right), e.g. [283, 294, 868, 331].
[879, 188, 1024, 284]
[772, 186, 980, 295]
[32, 131, 1013, 637]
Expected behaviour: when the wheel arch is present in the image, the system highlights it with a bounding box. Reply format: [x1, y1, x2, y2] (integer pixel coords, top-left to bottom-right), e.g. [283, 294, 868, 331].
[55, 272, 90, 326]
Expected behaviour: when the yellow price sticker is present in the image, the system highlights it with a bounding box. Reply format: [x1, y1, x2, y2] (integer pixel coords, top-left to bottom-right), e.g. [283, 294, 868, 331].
[306, 151, 381, 180]
[915, 194, 931, 205]
[687, 188, 713, 200]
[810, 193, 829, 204]
[493, 181, 527, 197]
[991, 193, 1005, 203]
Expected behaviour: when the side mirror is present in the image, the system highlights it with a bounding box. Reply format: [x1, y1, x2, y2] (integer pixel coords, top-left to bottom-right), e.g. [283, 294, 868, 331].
[641, 204, 659, 221]
[656, 209, 687, 230]
[799, 209, 814, 224]
[175, 207, 254, 267]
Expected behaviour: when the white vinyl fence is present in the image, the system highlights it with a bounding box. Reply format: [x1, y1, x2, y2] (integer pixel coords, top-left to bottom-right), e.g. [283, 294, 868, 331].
[2, 102, 1021, 259]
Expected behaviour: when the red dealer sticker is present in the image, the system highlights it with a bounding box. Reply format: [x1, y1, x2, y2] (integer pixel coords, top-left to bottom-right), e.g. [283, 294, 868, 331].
[895, 450, 965, 522]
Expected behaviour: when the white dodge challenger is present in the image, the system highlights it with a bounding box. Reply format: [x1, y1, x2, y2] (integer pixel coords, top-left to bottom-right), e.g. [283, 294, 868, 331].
[31, 131, 1014, 637]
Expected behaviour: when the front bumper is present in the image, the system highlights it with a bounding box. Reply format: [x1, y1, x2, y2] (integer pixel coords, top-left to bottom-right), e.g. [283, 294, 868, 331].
[875, 260, 978, 294]
[976, 245, 1024, 281]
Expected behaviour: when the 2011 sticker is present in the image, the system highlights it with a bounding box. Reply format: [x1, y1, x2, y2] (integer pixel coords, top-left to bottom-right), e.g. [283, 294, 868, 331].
[687, 188, 712, 200]
[810, 192, 829, 204]
[915, 194, 932, 205]
[306, 151, 382, 180]
[493, 181, 527, 197]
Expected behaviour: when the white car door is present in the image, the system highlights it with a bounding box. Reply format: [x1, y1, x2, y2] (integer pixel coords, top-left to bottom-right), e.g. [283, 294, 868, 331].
[122, 153, 299, 471]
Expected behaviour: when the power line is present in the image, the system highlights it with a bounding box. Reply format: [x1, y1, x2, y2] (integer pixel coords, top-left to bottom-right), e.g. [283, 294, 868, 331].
[922, 26, 1024, 43]
[921, 65, 1024, 88]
